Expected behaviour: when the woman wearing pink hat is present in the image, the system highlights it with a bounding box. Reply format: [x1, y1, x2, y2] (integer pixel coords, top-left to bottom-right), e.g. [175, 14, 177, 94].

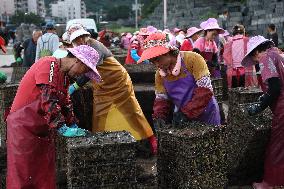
[194, 18, 225, 78]
[67, 25, 157, 155]
[138, 32, 220, 127]
[120, 32, 132, 50]
[180, 27, 203, 51]
[5, 45, 98, 188]
[125, 28, 151, 64]
[241, 36, 284, 189]
[223, 24, 258, 88]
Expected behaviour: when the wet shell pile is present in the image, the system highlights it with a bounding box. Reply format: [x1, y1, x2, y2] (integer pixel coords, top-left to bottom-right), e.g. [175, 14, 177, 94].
[211, 78, 223, 103]
[10, 67, 29, 84]
[0, 147, 6, 189]
[157, 122, 228, 189]
[0, 84, 18, 146]
[226, 88, 271, 185]
[70, 83, 94, 131]
[109, 47, 127, 64]
[65, 131, 137, 189]
[0, 84, 18, 188]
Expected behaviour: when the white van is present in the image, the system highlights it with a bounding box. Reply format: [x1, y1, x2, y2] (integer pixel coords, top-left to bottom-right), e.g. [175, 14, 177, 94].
[66, 18, 97, 33]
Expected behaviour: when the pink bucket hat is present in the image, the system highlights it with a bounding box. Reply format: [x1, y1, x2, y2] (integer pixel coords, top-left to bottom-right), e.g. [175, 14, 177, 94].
[67, 45, 101, 81]
[185, 27, 203, 38]
[173, 27, 181, 33]
[126, 33, 132, 38]
[200, 18, 225, 34]
[67, 23, 90, 42]
[137, 33, 171, 63]
[139, 28, 149, 36]
[241, 35, 274, 67]
[147, 26, 158, 34]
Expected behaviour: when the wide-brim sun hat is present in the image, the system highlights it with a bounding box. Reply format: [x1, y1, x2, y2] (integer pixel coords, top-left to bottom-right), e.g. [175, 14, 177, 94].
[173, 27, 182, 33]
[70, 28, 90, 42]
[67, 45, 101, 81]
[147, 25, 158, 34]
[241, 35, 274, 67]
[139, 28, 149, 36]
[126, 33, 133, 38]
[185, 27, 203, 38]
[137, 32, 171, 64]
[200, 18, 225, 34]
[62, 32, 71, 44]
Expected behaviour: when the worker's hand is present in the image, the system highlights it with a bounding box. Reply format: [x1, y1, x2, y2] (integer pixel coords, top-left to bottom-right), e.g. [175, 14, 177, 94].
[69, 123, 78, 128]
[246, 103, 262, 116]
[68, 83, 80, 95]
[172, 111, 188, 127]
[57, 124, 87, 137]
[142, 60, 150, 64]
[153, 118, 166, 131]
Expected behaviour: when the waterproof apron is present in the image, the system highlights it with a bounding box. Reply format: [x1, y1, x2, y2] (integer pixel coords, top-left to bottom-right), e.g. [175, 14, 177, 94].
[262, 51, 284, 186]
[163, 61, 220, 125]
[201, 45, 221, 78]
[6, 99, 56, 189]
[92, 57, 153, 140]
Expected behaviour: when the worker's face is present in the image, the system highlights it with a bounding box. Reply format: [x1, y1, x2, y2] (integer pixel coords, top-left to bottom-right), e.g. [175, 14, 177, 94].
[150, 53, 175, 70]
[192, 32, 201, 41]
[252, 50, 266, 63]
[72, 35, 89, 46]
[67, 58, 91, 78]
[33, 31, 42, 42]
[206, 29, 218, 40]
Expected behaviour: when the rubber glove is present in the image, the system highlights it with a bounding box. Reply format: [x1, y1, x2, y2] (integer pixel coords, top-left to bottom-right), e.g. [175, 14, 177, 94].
[70, 123, 78, 128]
[68, 82, 80, 95]
[172, 111, 188, 127]
[143, 60, 150, 64]
[0, 71, 7, 84]
[246, 103, 262, 116]
[57, 124, 87, 137]
[153, 118, 165, 131]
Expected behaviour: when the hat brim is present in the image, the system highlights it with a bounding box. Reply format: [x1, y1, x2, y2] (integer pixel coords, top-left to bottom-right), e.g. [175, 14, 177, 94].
[241, 56, 257, 67]
[185, 29, 203, 38]
[137, 46, 170, 64]
[241, 40, 274, 67]
[139, 32, 149, 36]
[70, 30, 90, 42]
[67, 47, 101, 81]
[205, 28, 225, 34]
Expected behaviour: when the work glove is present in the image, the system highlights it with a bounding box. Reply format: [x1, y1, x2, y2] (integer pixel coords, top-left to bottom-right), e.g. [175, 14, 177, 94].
[70, 123, 79, 128]
[153, 118, 166, 131]
[143, 60, 150, 64]
[172, 111, 188, 127]
[0, 71, 7, 84]
[68, 82, 80, 95]
[246, 103, 262, 116]
[57, 124, 87, 137]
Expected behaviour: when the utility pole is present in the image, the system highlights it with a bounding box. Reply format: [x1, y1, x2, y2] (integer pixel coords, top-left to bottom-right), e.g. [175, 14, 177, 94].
[135, 0, 138, 29]
[163, 0, 167, 29]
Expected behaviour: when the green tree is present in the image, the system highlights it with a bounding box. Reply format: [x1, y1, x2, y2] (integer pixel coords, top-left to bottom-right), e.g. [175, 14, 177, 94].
[11, 12, 44, 26]
[141, 0, 161, 19]
[107, 6, 131, 21]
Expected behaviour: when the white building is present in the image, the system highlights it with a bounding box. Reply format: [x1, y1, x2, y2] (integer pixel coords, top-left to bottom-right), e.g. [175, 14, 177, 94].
[51, 0, 87, 21]
[0, 0, 15, 22]
[14, 0, 46, 17]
